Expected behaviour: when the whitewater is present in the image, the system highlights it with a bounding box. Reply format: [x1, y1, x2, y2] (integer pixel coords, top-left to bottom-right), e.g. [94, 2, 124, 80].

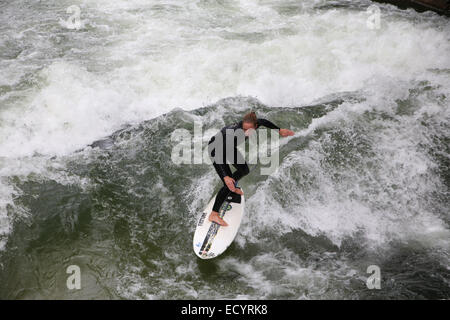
[0, 0, 449, 299]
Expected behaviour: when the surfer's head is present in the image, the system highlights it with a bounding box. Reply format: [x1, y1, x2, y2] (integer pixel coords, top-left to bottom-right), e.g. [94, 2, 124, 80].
[242, 112, 257, 136]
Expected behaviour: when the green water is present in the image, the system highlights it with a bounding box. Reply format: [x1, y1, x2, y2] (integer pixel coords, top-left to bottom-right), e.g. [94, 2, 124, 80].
[0, 0, 449, 299]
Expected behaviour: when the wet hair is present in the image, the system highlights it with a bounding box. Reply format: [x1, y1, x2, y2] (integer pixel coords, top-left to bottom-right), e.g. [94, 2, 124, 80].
[243, 111, 257, 127]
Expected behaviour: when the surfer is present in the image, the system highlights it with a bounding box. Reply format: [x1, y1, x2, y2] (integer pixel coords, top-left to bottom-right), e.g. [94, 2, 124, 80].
[207, 111, 294, 226]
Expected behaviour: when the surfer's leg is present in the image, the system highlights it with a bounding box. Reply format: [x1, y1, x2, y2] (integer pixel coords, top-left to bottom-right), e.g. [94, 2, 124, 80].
[209, 186, 230, 226]
[212, 185, 231, 211]
[211, 162, 233, 212]
[227, 163, 248, 196]
[229, 149, 249, 195]
[231, 162, 249, 181]
[209, 162, 232, 226]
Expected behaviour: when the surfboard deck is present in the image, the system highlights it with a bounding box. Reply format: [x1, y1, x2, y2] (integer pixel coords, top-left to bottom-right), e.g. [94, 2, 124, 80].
[193, 189, 245, 259]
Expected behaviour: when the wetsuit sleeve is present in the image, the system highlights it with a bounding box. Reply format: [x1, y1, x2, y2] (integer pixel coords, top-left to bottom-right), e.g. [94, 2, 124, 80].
[209, 131, 230, 180]
[214, 163, 229, 180]
[257, 118, 280, 130]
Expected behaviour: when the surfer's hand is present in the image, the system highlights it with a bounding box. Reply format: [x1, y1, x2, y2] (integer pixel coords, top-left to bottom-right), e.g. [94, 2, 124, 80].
[279, 128, 294, 137]
[224, 176, 236, 192]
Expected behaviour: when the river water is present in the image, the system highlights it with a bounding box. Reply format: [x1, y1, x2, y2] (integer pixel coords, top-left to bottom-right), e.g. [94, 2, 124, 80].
[0, 0, 449, 299]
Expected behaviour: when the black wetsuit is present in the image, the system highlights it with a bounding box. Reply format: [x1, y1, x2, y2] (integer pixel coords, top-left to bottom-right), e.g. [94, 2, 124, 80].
[208, 119, 280, 212]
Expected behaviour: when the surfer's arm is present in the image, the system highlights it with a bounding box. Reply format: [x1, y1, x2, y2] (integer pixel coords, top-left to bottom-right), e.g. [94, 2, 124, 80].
[212, 159, 236, 189]
[215, 163, 228, 180]
[217, 167, 236, 192]
[257, 118, 280, 130]
[258, 119, 294, 137]
[213, 163, 237, 193]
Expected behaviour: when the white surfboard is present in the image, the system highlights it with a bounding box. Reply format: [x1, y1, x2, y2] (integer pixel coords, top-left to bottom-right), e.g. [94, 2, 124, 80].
[193, 189, 245, 259]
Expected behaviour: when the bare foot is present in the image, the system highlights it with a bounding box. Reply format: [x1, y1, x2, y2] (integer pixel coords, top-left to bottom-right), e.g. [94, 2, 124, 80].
[234, 188, 244, 196]
[209, 211, 228, 226]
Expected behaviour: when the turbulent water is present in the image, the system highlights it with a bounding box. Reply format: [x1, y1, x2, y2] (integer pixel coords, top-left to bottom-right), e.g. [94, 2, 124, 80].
[0, 0, 449, 299]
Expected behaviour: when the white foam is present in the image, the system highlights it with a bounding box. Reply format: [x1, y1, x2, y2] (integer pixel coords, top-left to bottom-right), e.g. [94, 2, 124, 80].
[2, 0, 449, 158]
[242, 83, 450, 249]
[0, 0, 449, 297]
